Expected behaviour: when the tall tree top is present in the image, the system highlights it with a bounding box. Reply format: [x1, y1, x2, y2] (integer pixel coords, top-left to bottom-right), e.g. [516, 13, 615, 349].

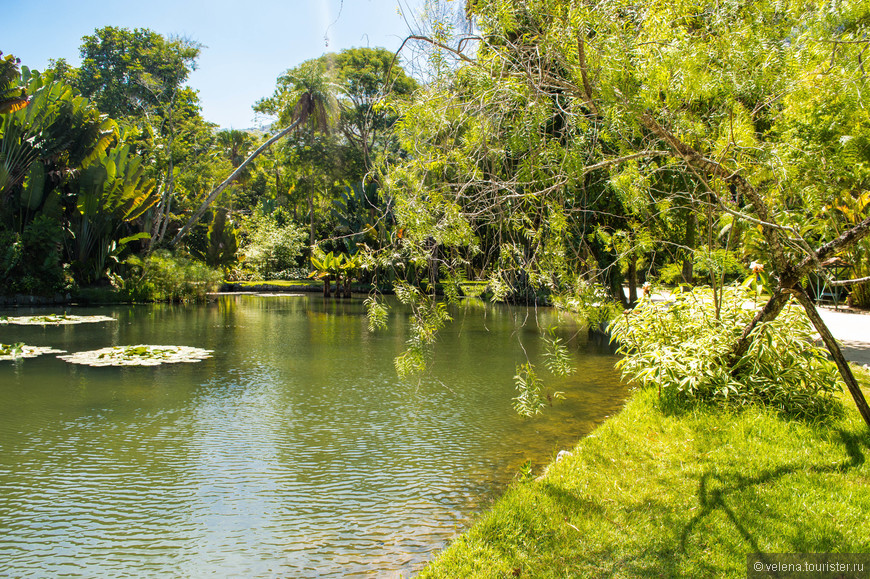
[76, 26, 201, 119]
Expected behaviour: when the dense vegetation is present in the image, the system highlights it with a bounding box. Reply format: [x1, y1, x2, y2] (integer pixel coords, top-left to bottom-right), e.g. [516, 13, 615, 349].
[4, 1, 870, 574]
[1, 35, 419, 301]
[3, 3, 870, 403]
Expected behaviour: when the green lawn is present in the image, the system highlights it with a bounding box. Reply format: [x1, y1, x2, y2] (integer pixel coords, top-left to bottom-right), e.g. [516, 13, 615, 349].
[420, 367, 870, 578]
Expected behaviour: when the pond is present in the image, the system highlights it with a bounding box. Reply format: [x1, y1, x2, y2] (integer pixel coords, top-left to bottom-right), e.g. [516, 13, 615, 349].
[0, 294, 625, 577]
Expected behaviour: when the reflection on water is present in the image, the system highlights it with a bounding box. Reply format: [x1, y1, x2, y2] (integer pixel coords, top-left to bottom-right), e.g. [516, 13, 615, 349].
[0, 295, 625, 577]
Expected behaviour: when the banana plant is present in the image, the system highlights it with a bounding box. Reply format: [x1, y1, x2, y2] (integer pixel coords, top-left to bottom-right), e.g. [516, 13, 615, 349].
[1, 67, 117, 229]
[338, 252, 363, 298]
[309, 250, 345, 297]
[70, 144, 158, 284]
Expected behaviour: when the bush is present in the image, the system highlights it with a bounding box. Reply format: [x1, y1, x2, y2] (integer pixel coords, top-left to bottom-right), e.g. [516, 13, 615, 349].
[609, 285, 843, 420]
[551, 278, 622, 331]
[115, 250, 221, 302]
[657, 248, 748, 285]
[240, 208, 307, 280]
[0, 216, 66, 296]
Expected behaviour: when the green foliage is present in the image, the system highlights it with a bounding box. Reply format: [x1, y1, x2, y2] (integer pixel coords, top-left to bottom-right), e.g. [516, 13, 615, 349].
[658, 249, 747, 286]
[542, 330, 574, 378]
[0, 215, 65, 295]
[512, 363, 548, 416]
[0, 52, 28, 114]
[239, 208, 306, 279]
[75, 26, 201, 120]
[70, 143, 159, 283]
[0, 69, 117, 218]
[513, 329, 571, 418]
[115, 250, 221, 302]
[393, 281, 453, 378]
[364, 294, 389, 332]
[551, 279, 622, 330]
[191, 208, 239, 269]
[609, 286, 842, 420]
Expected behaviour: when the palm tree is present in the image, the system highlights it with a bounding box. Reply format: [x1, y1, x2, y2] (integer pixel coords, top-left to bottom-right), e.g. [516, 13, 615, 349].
[170, 64, 336, 246]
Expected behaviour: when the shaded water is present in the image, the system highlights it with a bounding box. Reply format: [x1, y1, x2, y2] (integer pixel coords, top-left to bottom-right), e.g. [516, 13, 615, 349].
[0, 295, 625, 577]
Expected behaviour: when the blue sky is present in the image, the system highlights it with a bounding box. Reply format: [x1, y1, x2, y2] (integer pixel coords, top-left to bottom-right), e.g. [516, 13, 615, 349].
[1, 0, 425, 128]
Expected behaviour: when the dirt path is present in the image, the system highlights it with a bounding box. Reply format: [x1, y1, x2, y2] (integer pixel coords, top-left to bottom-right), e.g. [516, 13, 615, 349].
[818, 306, 870, 366]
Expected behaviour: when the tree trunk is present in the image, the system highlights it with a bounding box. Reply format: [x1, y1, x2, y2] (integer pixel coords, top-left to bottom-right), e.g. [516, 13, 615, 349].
[682, 210, 695, 284]
[792, 288, 870, 428]
[627, 255, 638, 307]
[170, 115, 305, 246]
[308, 191, 315, 248]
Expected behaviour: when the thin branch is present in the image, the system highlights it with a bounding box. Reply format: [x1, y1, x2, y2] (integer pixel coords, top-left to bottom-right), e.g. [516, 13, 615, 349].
[827, 275, 870, 286]
[581, 151, 672, 174]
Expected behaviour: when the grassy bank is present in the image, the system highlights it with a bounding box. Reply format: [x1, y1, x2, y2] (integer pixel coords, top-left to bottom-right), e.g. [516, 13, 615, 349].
[420, 368, 870, 578]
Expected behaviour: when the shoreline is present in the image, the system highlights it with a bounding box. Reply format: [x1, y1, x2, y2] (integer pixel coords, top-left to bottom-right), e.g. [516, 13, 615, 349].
[418, 370, 870, 577]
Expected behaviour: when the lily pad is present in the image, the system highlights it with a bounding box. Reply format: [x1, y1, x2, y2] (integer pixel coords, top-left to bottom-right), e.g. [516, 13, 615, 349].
[58, 345, 213, 367]
[0, 343, 66, 361]
[0, 314, 116, 326]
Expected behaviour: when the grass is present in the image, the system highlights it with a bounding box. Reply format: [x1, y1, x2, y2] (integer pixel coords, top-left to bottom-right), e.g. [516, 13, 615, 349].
[419, 367, 870, 578]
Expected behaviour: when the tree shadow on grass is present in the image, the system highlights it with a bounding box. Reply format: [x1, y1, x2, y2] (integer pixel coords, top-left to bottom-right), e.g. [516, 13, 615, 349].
[532, 428, 868, 577]
[679, 427, 868, 556]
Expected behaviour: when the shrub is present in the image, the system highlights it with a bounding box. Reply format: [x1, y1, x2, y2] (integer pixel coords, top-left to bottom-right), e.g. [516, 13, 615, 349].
[0, 216, 66, 295]
[116, 250, 221, 302]
[240, 208, 307, 280]
[551, 279, 622, 331]
[609, 285, 843, 420]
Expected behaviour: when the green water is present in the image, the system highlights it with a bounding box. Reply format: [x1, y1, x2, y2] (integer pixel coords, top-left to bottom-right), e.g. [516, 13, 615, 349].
[0, 294, 625, 577]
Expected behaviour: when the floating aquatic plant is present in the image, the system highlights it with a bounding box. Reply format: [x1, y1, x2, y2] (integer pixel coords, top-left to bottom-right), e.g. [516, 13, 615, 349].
[0, 314, 116, 326]
[0, 343, 66, 361]
[58, 345, 213, 367]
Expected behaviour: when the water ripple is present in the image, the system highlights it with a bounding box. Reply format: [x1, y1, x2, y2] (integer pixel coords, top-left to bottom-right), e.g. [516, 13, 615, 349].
[0, 296, 625, 577]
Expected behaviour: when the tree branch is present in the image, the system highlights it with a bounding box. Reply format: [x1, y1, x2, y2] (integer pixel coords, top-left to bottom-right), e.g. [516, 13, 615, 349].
[792, 288, 870, 428]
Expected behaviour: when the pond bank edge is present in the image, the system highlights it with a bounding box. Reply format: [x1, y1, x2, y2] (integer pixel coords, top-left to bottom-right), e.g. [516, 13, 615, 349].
[416, 368, 870, 577]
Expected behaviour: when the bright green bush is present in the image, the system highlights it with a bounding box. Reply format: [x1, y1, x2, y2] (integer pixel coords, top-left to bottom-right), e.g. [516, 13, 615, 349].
[609, 285, 842, 420]
[240, 208, 307, 280]
[116, 250, 221, 302]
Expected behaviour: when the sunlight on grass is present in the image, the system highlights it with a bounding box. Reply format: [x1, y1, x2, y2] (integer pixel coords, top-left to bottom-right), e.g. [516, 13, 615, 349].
[420, 370, 870, 578]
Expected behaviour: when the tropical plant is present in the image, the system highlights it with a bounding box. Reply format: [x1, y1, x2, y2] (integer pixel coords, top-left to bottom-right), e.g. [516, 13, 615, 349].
[240, 208, 306, 279]
[0, 70, 117, 223]
[309, 249, 346, 297]
[171, 59, 338, 246]
[69, 143, 158, 283]
[0, 53, 28, 114]
[188, 208, 239, 269]
[609, 286, 842, 420]
[116, 250, 221, 302]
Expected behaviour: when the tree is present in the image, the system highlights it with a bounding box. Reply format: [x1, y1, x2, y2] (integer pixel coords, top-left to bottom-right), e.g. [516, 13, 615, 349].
[74, 26, 201, 121]
[171, 59, 337, 246]
[0, 52, 28, 114]
[329, 47, 418, 171]
[384, 0, 870, 424]
[64, 27, 215, 249]
[0, 60, 161, 293]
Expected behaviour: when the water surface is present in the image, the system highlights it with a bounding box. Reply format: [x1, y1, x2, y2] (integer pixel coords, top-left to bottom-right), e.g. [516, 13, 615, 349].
[0, 295, 624, 577]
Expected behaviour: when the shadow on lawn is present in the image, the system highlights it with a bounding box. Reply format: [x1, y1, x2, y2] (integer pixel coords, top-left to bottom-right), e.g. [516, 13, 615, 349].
[679, 427, 868, 557]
